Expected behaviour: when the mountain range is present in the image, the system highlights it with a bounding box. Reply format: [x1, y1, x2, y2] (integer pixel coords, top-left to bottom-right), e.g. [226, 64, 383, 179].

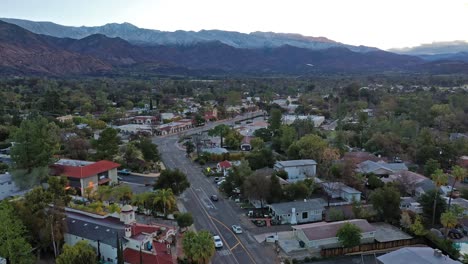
[0, 18, 467, 76]
[0, 18, 377, 52]
[389, 41, 468, 62]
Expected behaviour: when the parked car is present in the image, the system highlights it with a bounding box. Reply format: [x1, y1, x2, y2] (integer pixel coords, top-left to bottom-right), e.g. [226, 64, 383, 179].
[213, 235, 223, 248]
[214, 177, 225, 183]
[217, 180, 226, 187]
[118, 169, 131, 175]
[265, 234, 278, 243]
[210, 195, 219, 201]
[231, 225, 242, 234]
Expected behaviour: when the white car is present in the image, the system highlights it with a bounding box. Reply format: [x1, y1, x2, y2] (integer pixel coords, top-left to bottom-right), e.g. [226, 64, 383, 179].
[231, 225, 242, 234]
[213, 235, 223, 248]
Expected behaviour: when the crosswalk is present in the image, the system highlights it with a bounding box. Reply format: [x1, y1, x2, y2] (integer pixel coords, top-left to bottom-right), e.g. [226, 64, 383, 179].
[217, 249, 232, 256]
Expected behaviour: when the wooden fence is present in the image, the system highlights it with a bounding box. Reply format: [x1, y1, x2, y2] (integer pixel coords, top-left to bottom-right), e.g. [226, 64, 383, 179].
[320, 238, 423, 257]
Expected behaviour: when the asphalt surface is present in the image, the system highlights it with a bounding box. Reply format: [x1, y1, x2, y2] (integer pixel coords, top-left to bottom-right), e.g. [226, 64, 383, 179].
[153, 112, 278, 264]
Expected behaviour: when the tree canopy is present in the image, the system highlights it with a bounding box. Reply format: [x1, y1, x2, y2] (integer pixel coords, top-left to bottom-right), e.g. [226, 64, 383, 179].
[153, 169, 190, 195]
[336, 222, 362, 248]
[56, 241, 97, 264]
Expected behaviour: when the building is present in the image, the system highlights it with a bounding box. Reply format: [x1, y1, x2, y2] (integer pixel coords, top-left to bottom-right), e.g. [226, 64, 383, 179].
[117, 124, 153, 135]
[377, 247, 461, 264]
[292, 219, 376, 249]
[132, 116, 159, 125]
[269, 198, 326, 225]
[322, 182, 361, 203]
[50, 159, 120, 196]
[274, 160, 317, 183]
[64, 205, 175, 264]
[356, 160, 408, 177]
[282, 115, 325, 127]
[0, 173, 28, 200]
[56, 115, 74, 123]
[240, 136, 253, 151]
[400, 197, 423, 214]
[155, 119, 194, 136]
[383, 170, 434, 197]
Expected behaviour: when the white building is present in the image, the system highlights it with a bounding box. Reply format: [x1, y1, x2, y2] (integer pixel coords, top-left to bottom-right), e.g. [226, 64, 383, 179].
[322, 182, 362, 203]
[269, 198, 326, 225]
[274, 160, 317, 183]
[282, 115, 325, 127]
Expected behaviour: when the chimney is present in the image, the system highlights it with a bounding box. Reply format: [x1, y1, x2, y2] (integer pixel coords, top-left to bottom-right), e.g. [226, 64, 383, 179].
[125, 225, 132, 238]
[433, 249, 442, 257]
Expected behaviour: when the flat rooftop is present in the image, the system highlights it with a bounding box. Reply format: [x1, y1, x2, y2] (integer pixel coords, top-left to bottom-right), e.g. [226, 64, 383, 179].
[372, 222, 413, 242]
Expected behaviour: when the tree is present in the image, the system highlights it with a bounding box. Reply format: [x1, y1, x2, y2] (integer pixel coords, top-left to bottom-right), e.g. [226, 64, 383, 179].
[268, 174, 283, 203]
[0, 201, 34, 264]
[441, 211, 458, 238]
[418, 189, 447, 226]
[336, 222, 362, 248]
[56, 241, 97, 264]
[290, 134, 327, 161]
[448, 166, 467, 210]
[269, 108, 282, 131]
[246, 148, 275, 170]
[250, 137, 265, 150]
[410, 215, 427, 236]
[369, 185, 401, 223]
[400, 211, 412, 229]
[424, 159, 440, 177]
[154, 169, 190, 195]
[11, 116, 59, 188]
[367, 174, 384, 189]
[224, 130, 243, 149]
[431, 169, 448, 226]
[208, 124, 230, 147]
[253, 128, 272, 142]
[182, 230, 215, 264]
[176, 212, 194, 229]
[137, 137, 160, 162]
[329, 208, 345, 221]
[65, 137, 90, 160]
[153, 188, 177, 216]
[279, 125, 297, 153]
[283, 182, 310, 201]
[93, 128, 120, 160]
[184, 141, 195, 156]
[243, 171, 271, 208]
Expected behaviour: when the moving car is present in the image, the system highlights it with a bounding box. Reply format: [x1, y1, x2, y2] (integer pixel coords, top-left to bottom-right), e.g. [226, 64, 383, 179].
[231, 225, 242, 234]
[213, 235, 223, 248]
[210, 195, 219, 201]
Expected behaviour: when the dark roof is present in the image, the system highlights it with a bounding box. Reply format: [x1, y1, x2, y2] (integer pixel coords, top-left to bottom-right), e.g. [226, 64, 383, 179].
[65, 212, 125, 247]
[269, 198, 326, 215]
[293, 219, 375, 241]
[275, 159, 317, 168]
[377, 247, 461, 264]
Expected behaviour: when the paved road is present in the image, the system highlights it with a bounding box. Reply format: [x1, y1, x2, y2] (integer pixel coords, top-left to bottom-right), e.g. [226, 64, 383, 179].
[153, 112, 277, 264]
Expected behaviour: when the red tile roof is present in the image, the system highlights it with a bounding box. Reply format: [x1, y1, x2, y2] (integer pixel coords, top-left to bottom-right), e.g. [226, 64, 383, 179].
[123, 248, 173, 264]
[132, 224, 160, 236]
[51, 160, 120, 179]
[218, 160, 232, 169]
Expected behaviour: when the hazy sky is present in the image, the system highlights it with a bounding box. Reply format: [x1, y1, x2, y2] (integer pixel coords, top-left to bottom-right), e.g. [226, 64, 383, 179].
[1, 0, 467, 49]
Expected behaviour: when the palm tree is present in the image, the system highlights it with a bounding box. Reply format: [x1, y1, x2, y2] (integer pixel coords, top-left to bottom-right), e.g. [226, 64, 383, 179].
[196, 231, 215, 264]
[441, 211, 458, 238]
[153, 188, 176, 216]
[448, 166, 467, 210]
[431, 169, 448, 226]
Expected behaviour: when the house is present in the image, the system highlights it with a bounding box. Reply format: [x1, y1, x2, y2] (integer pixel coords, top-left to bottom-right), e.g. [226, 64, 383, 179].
[204, 108, 218, 121]
[0, 173, 28, 200]
[160, 113, 176, 121]
[217, 160, 232, 176]
[377, 247, 461, 264]
[274, 160, 317, 183]
[384, 170, 434, 197]
[282, 115, 325, 127]
[400, 197, 423, 214]
[64, 205, 175, 264]
[155, 119, 194, 136]
[269, 198, 326, 225]
[322, 182, 361, 203]
[56, 115, 73, 123]
[117, 124, 153, 135]
[356, 160, 408, 177]
[132, 116, 158, 125]
[50, 159, 120, 196]
[200, 147, 229, 155]
[292, 219, 376, 249]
